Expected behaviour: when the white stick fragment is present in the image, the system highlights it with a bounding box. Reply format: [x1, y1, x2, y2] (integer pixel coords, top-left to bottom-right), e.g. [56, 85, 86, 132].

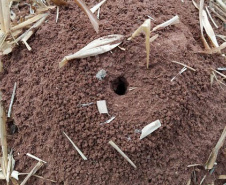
[59, 34, 124, 68]
[109, 140, 137, 169]
[56, 6, 59, 23]
[171, 67, 187, 82]
[7, 82, 17, 118]
[140, 120, 161, 140]
[63, 132, 87, 160]
[26, 153, 47, 164]
[206, 6, 218, 28]
[90, 0, 107, 13]
[100, 116, 115, 125]
[152, 15, 180, 31]
[97, 100, 108, 114]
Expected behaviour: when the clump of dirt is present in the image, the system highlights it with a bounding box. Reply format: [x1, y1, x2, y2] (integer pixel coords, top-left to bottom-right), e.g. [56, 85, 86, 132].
[0, 0, 226, 184]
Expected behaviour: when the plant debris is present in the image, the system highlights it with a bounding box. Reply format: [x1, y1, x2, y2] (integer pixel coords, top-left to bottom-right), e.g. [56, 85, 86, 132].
[7, 82, 17, 118]
[26, 153, 47, 164]
[100, 116, 115, 125]
[20, 161, 44, 185]
[152, 15, 180, 31]
[90, 0, 107, 13]
[97, 100, 108, 114]
[109, 140, 137, 169]
[63, 132, 87, 160]
[74, 0, 99, 33]
[205, 126, 226, 170]
[59, 34, 124, 68]
[140, 120, 161, 140]
[128, 19, 151, 68]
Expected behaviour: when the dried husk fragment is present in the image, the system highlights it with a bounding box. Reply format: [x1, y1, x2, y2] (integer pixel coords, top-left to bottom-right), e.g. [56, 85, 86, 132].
[59, 34, 124, 68]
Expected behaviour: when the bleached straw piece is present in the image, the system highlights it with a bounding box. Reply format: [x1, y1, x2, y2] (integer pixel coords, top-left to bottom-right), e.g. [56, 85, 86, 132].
[172, 61, 196, 71]
[59, 34, 124, 68]
[97, 100, 108, 114]
[205, 127, 226, 169]
[128, 19, 151, 68]
[20, 161, 44, 185]
[6, 152, 12, 183]
[56, 6, 59, 23]
[109, 140, 137, 169]
[11, 13, 47, 31]
[7, 82, 17, 118]
[149, 34, 159, 43]
[152, 15, 180, 31]
[171, 67, 187, 82]
[26, 153, 47, 164]
[63, 132, 87, 160]
[206, 6, 218, 28]
[140, 120, 161, 140]
[90, 0, 107, 13]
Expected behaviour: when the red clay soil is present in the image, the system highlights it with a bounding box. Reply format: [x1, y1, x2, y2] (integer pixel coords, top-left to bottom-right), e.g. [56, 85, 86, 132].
[0, 0, 226, 184]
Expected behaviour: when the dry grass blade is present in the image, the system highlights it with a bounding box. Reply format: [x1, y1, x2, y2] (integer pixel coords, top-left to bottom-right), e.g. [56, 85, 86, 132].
[36, 6, 56, 13]
[74, 0, 99, 33]
[11, 14, 47, 32]
[218, 175, 226, 179]
[152, 15, 180, 31]
[26, 153, 47, 164]
[216, 0, 226, 11]
[7, 82, 16, 118]
[20, 161, 43, 185]
[59, 34, 124, 68]
[206, 6, 218, 28]
[172, 61, 196, 71]
[109, 140, 137, 169]
[63, 132, 87, 160]
[128, 19, 151, 68]
[0, 0, 10, 33]
[6, 151, 13, 183]
[202, 9, 219, 48]
[0, 92, 8, 177]
[205, 126, 226, 169]
[212, 68, 226, 79]
[19, 173, 57, 183]
[149, 34, 159, 43]
[0, 60, 3, 73]
[90, 0, 107, 13]
[199, 0, 211, 50]
[14, 13, 48, 49]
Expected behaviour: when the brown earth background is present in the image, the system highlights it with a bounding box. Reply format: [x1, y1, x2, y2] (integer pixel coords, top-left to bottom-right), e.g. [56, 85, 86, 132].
[0, 0, 226, 184]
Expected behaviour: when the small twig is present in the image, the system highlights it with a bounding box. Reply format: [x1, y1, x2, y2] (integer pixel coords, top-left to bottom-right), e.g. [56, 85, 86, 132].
[63, 132, 87, 160]
[26, 153, 47, 164]
[172, 61, 196, 71]
[7, 82, 17, 118]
